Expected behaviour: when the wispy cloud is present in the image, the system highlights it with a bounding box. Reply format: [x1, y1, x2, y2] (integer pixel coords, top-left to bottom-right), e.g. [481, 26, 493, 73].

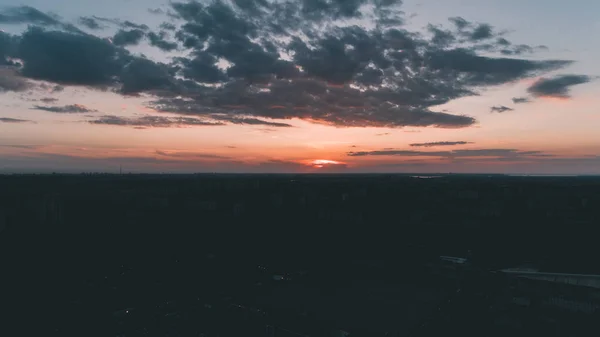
[0, 144, 43, 149]
[0, 117, 33, 123]
[88, 115, 225, 128]
[512, 97, 531, 104]
[490, 106, 514, 113]
[410, 141, 473, 147]
[155, 150, 230, 159]
[33, 104, 98, 113]
[348, 148, 552, 160]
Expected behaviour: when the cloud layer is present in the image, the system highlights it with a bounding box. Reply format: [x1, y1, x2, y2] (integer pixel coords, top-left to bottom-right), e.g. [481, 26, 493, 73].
[0, 2, 578, 129]
[348, 148, 552, 161]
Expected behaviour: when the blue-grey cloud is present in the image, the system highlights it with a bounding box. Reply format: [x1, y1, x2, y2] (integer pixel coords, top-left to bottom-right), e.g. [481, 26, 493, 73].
[112, 29, 145, 46]
[0, 5, 61, 26]
[147, 31, 178, 51]
[527, 75, 593, 98]
[18, 26, 125, 86]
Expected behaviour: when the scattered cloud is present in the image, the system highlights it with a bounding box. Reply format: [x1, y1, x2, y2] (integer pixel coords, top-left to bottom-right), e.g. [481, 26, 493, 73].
[527, 75, 593, 98]
[490, 105, 514, 113]
[32, 104, 98, 113]
[512, 97, 531, 104]
[410, 141, 473, 147]
[0, 1, 574, 130]
[376, 132, 391, 136]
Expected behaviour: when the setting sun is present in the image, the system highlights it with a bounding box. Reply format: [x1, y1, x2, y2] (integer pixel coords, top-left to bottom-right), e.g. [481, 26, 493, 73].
[310, 159, 344, 168]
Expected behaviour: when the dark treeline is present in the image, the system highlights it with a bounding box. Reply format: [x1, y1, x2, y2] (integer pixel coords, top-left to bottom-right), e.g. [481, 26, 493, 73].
[1, 174, 600, 336]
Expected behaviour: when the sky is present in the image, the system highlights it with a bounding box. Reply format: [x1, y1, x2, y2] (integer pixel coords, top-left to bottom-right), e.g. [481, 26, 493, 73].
[0, 0, 599, 174]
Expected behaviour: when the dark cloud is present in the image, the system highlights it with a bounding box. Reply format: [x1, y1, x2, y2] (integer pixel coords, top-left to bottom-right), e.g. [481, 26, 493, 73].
[469, 23, 493, 41]
[3, 2, 576, 129]
[147, 31, 178, 51]
[0, 31, 19, 65]
[527, 75, 592, 98]
[159, 22, 177, 31]
[88, 115, 225, 128]
[32, 104, 98, 113]
[512, 97, 531, 104]
[0, 117, 32, 123]
[410, 141, 473, 147]
[119, 57, 179, 95]
[18, 26, 124, 86]
[112, 29, 145, 46]
[376, 132, 390, 136]
[490, 105, 514, 113]
[78, 16, 104, 30]
[347, 148, 551, 160]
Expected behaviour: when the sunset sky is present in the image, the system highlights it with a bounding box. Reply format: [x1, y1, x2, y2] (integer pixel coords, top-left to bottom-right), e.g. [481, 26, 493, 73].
[0, 0, 599, 174]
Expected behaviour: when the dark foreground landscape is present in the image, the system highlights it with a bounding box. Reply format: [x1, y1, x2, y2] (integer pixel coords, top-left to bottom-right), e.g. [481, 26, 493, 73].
[2, 174, 600, 336]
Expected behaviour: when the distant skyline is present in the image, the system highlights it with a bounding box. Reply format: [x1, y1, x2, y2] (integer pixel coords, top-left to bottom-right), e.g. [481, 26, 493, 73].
[1, 0, 599, 174]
